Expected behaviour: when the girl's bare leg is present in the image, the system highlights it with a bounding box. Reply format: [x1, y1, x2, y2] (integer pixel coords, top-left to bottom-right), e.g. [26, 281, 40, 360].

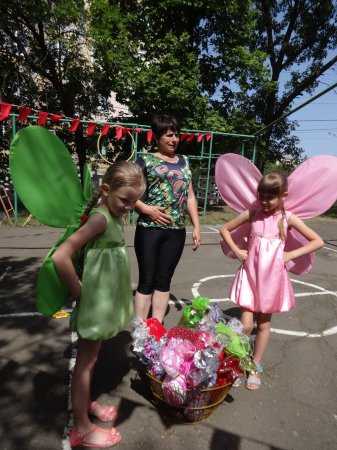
[72, 338, 101, 432]
[253, 313, 272, 364]
[241, 309, 254, 336]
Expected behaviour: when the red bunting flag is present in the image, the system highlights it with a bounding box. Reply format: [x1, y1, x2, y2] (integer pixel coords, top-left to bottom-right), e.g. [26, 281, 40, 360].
[18, 106, 32, 124]
[115, 126, 123, 140]
[50, 113, 63, 123]
[0, 103, 13, 121]
[205, 132, 212, 142]
[86, 122, 96, 136]
[146, 129, 154, 144]
[37, 111, 49, 126]
[180, 133, 189, 142]
[69, 118, 80, 133]
[101, 123, 110, 136]
[135, 128, 142, 133]
[186, 133, 195, 142]
[197, 133, 203, 142]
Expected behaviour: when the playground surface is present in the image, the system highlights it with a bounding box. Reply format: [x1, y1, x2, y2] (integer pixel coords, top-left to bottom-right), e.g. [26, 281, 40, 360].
[0, 220, 337, 450]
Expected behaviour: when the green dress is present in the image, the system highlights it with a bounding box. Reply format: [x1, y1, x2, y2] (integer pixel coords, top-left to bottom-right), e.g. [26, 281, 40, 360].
[71, 206, 134, 340]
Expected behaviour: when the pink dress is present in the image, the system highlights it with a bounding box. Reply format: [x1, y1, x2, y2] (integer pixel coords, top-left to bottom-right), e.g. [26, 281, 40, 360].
[230, 210, 295, 314]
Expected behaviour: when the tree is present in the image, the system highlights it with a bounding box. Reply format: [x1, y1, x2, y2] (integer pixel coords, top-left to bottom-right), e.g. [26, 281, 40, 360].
[208, 0, 337, 166]
[89, 0, 257, 129]
[0, 0, 97, 116]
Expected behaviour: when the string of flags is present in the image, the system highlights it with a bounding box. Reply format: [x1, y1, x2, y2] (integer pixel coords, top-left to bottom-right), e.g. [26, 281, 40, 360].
[0, 102, 212, 143]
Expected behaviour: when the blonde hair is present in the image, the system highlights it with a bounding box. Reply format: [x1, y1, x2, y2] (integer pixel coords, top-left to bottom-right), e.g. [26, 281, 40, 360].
[83, 161, 145, 217]
[257, 172, 288, 240]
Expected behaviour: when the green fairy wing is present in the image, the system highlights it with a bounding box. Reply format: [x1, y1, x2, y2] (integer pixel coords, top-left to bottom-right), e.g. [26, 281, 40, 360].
[10, 126, 85, 227]
[10, 126, 94, 316]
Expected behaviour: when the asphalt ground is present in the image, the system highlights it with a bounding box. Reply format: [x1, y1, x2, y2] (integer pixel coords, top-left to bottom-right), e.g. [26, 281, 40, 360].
[0, 219, 337, 450]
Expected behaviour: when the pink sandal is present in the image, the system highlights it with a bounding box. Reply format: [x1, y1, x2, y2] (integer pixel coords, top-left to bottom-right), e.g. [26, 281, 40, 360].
[89, 401, 118, 422]
[69, 424, 121, 448]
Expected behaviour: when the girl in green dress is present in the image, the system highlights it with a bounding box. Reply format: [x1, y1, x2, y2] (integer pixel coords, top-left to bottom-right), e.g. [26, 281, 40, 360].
[53, 161, 145, 448]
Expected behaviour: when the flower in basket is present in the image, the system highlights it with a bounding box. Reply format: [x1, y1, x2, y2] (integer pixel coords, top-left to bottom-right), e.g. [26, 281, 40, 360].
[181, 296, 210, 328]
[131, 318, 167, 369]
[215, 322, 250, 359]
[162, 374, 188, 407]
[217, 352, 243, 385]
[146, 318, 166, 341]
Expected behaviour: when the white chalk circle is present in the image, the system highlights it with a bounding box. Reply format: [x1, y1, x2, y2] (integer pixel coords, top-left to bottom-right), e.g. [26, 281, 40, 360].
[191, 274, 337, 338]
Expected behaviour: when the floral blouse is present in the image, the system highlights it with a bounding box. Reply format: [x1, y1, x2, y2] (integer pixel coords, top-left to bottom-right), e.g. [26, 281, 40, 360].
[136, 153, 192, 229]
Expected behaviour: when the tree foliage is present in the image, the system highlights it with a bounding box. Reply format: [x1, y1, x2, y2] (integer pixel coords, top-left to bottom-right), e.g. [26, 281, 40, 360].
[1, 0, 337, 171]
[0, 0, 97, 115]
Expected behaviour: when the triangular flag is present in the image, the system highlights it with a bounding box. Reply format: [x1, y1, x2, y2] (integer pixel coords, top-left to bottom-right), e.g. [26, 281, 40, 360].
[69, 118, 80, 133]
[50, 114, 63, 123]
[101, 123, 110, 136]
[86, 122, 96, 136]
[205, 132, 212, 142]
[0, 103, 13, 121]
[146, 129, 154, 144]
[197, 133, 203, 142]
[115, 126, 123, 140]
[37, 111, 49, 126]
[18, 106, 32, 124]
[186, 133, 195, 142]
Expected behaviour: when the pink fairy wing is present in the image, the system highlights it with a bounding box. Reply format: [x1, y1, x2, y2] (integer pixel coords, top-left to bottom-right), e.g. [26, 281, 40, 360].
[215, 153, 262, 212]
[220, 223, 251, 259]
[285, 228, 314, 275]
[285, 155, 337, 219]
[215, 154, 261, 258]
[285, 155, 337, 274]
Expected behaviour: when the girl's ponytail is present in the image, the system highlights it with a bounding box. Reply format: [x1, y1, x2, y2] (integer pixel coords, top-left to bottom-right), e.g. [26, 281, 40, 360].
[81, 190, 101, 224]
[278, 206, 287, 241]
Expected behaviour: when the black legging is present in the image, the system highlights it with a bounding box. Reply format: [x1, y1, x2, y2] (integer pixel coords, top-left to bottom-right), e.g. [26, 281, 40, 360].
[134, 226, 186, 295]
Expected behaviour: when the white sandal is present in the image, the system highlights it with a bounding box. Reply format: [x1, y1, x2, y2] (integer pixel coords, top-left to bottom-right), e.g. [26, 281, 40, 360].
[246, 362, 263, 390]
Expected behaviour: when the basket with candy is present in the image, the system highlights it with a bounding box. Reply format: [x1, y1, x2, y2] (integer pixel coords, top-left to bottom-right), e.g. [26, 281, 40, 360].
[131, 297, 255, 422]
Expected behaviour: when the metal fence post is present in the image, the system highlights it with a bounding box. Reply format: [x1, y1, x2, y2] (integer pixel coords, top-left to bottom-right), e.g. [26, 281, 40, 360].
[11, 115, 18, 223]
[203, 133, 213, 216]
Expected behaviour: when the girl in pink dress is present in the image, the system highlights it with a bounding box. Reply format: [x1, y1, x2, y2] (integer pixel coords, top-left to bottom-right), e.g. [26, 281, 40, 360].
[220, 172, 324, 390]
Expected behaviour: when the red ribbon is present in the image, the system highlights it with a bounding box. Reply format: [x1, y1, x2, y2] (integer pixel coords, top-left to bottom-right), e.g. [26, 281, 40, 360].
[101, 123, 110, 136]
[86, 122, 96, 136]
[18, 106, 32, 124]
[37, 111, 49, 126]
[0, 103, 13, 121]
[69, 118, 80, 133]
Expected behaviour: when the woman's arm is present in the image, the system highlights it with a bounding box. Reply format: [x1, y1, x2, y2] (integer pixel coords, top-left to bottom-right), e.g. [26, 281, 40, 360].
[135, 200, 172, 225]
[284, 214, 324, 262]
[219, 210, 251, 261]
[187, 183, 201, 250]
[52, 214, 107, 298]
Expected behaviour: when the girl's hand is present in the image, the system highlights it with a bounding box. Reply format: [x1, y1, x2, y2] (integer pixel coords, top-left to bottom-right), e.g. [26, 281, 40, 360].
[192, 227, 201, 251]
[145, 205, 172, 225]
[236, 249, 248, 262]
[283, 252, 292, 263]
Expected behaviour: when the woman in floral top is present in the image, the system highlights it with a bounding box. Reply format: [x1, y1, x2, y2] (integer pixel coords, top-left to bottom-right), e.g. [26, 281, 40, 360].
[134, 115, 201, 322]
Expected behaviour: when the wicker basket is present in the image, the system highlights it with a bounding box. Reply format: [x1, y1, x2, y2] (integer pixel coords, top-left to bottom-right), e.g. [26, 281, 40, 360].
[146, 371, 232, 423]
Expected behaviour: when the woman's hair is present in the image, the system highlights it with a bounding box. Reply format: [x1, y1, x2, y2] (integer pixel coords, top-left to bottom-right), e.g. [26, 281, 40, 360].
[83, 161, 145, 217]
[151, 114, 180, 139]
[257, 171, 288, 240]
